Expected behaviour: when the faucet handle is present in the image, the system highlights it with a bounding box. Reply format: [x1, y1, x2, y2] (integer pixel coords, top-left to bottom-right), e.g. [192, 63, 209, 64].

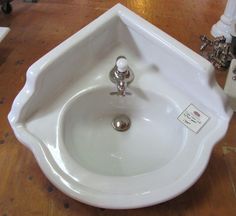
[110, 91, 132, 96]
[116, 58, 128, 73]
[109, 56, 134, 96]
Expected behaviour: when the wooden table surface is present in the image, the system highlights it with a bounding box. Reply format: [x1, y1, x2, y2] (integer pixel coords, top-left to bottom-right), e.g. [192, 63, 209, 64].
[0, 0, 236, 215]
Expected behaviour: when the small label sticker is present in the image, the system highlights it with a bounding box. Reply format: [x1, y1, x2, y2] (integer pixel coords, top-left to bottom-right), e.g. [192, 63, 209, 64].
[178, 104, 209, 133]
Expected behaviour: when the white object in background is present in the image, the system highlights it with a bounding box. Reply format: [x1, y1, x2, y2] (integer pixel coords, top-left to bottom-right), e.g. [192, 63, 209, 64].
[211, 0, 236, 42]
[224, 59, 236, 111]
[0, 27, 10, 42]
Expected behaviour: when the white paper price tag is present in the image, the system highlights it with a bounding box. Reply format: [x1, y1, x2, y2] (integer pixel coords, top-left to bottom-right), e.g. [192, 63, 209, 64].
[178, 104, 209, 133]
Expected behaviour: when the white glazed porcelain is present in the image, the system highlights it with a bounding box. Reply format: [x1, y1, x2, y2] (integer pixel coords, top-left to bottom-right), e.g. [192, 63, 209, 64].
[8, 4, 233, 209]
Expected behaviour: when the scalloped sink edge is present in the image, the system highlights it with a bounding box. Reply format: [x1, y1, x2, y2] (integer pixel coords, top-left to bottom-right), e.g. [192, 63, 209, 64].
[8, 4, 233, 209]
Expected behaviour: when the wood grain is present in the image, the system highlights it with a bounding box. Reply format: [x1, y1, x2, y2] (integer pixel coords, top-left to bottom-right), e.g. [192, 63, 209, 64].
[0, 0, 236, 215]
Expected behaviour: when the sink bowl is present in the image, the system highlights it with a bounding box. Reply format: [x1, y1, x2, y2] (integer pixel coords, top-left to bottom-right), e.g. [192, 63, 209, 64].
[8, 4, 233, 209]
[60, 87, 185, 176]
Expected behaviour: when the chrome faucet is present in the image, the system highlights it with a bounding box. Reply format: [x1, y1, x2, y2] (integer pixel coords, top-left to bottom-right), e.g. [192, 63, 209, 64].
[109, 56, 134, 96]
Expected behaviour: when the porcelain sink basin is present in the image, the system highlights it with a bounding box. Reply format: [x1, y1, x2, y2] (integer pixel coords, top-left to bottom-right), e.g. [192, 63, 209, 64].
[8, 4, 233, 209]
[61, 87, 184, 176]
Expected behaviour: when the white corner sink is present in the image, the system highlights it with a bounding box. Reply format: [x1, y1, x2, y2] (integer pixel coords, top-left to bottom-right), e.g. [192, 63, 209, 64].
[8, 4, 233, 209]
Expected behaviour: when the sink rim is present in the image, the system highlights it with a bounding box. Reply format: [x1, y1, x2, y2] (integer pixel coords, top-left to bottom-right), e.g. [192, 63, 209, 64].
[8, 3, 233, 209]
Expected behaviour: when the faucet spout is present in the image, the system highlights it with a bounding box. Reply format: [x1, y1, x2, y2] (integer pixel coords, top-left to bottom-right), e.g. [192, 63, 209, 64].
[117, 80, 127, 96]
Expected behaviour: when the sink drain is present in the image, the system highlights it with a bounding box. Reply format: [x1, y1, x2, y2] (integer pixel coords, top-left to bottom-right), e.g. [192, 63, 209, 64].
[112, 114, 131, 132]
